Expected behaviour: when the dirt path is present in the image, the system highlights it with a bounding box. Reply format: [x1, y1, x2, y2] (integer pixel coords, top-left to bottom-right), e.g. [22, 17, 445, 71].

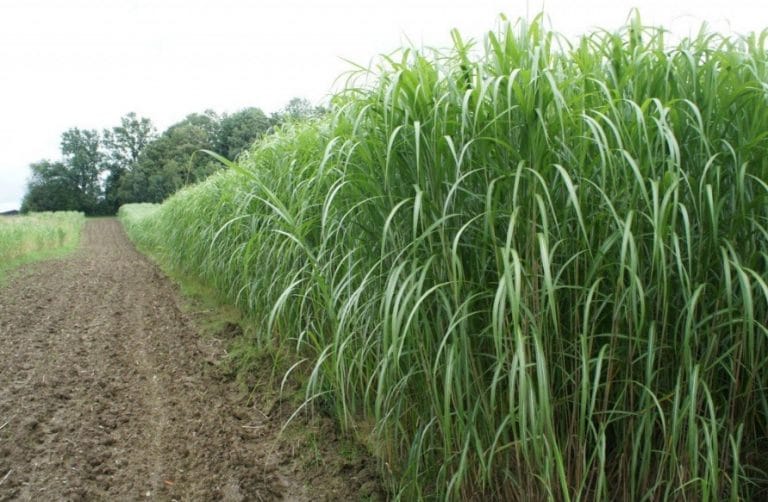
[0, 219, 379, 501]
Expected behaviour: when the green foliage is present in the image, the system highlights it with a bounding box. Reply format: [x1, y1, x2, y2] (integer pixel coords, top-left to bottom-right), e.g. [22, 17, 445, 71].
[126, 16, 768, 499]
[118, 111, 225, 203]
[21, 160, 84, 213]
[119, 203, 160, 246]
[271, 97, 327, 124]
[60, 128, 103, 206]
[102, 113, 157, 213]
[116, 102, 313, 204]
[218, 107, 271, 160]
[0, 211, 85, 279]
[22, 126, 105, 215]
[22, 100, 314, 215]
[21, 116, 156, 215]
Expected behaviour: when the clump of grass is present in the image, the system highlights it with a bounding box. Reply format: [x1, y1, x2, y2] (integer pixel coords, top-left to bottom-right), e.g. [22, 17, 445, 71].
[119, 203, 161, 250]
[122, 13, 768, 500]
[0, 211, 85, 279]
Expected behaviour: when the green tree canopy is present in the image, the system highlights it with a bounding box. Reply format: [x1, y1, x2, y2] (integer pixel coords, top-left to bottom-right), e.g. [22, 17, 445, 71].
[217, 107, 271, 160]
[22, 128, 105, 215]
[271, 97, 325, 123]
[20, 101, 317, 213]
[60, 128, 103, 210]
[118, 111, 221, 203]
[22, 129, 104, 214]
[102, 112, 156, 167]
[102, 113, 156, 212]
[21, 160, 88, 213]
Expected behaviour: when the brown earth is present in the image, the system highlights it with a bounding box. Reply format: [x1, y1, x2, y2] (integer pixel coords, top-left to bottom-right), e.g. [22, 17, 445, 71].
[0, 219, 382, 501]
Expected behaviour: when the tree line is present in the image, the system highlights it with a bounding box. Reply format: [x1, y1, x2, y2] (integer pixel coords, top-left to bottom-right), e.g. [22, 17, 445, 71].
[21, 98, 322, 215]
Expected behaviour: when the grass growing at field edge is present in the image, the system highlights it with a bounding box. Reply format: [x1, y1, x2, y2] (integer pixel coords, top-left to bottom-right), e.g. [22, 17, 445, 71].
[0, 212, 86, 284]
[120, 13, 768, 500]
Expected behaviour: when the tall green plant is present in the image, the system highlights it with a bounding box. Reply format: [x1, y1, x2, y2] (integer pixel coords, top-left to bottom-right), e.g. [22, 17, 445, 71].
[0, 211, 85, 278]
[122, 14, 768, 500]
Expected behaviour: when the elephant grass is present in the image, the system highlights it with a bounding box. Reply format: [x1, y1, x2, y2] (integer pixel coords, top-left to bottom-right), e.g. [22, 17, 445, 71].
[120, 14, 768, 500]
[0, 211, 85, 280]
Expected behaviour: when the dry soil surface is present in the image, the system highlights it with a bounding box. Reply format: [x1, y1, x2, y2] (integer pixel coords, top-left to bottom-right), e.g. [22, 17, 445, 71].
[0, 219, 380, 501]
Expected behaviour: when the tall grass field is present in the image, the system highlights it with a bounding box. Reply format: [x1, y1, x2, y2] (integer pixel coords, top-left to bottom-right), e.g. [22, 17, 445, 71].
[0, 212, 85, 278]
[120, 14, 768, 500]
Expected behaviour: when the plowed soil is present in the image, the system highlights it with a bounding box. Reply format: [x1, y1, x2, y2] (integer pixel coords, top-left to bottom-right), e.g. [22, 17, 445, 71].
[0, 219, 381, 501]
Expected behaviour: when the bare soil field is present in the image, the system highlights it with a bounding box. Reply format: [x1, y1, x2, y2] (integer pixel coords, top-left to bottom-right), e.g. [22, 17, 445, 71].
[0, 219, 380, 501]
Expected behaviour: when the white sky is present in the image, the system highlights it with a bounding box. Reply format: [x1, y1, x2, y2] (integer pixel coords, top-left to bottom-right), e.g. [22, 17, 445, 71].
[0, 0, 766, 212]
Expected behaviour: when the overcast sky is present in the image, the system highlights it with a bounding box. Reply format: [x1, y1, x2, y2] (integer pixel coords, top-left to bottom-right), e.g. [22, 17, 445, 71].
[0, 0, 765, 211]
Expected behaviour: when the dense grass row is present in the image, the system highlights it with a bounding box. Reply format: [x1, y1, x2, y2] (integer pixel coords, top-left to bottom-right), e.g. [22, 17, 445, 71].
[121, 14, 768, 500]
[119, 203, 159, 242]
[0, 212, 85, 278]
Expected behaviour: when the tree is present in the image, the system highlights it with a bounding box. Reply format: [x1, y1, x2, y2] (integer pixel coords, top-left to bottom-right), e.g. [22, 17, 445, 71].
[117, 111, 222, 203]
[102, 113, 156, 167]
[271, 97, 326, 124]
[218, 107, 271, 160]
[20, 160, 84, 213]
[21, 129, 105, 215]
[116, 101, 323, 204]
[60, 128, 103, 213]
[102, 113, 156, 213]
[19, 102, 303, 213]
